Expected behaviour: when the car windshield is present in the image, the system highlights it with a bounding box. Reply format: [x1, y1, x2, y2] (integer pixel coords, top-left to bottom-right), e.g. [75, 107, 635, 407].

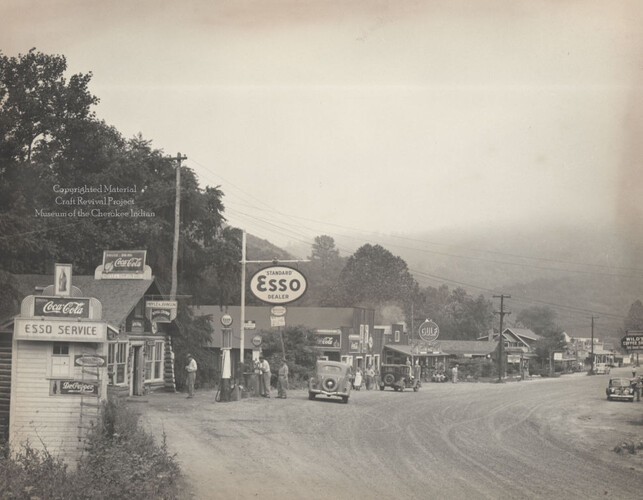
[610, 378, 628, 387]
[320, 365, 343, 374]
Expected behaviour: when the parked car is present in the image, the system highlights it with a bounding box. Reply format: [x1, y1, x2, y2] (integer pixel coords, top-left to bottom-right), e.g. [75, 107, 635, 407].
[379, 364, 421, 392]
[308, 360, 352, 403]
[605, 377, 635, 402]
[594, 363, 610, 375]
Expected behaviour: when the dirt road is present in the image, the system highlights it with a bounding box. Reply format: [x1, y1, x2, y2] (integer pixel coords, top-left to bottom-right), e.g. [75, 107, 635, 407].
[139, 368, 643, 500]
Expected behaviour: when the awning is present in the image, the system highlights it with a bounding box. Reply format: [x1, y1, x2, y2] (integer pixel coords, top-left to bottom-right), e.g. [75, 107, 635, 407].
[383, 344, 446, 357]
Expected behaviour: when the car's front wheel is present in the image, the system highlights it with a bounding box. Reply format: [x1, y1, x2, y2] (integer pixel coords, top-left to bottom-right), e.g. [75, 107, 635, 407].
[341, 396, 349, 404]
[308, 392, 316, 400]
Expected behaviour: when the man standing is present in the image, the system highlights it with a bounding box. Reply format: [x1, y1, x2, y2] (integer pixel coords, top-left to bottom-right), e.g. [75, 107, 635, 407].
[259, 356, 271, 398]
[451, 364, 458, 383]
[185, 354, 197, 398]
[278, 358, 289, 399]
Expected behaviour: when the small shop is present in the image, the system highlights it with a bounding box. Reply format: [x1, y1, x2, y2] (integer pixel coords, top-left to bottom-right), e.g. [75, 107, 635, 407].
[9, 265, 108, 464]
[382, 343, 450, 381]
[3, 251, 176, 458]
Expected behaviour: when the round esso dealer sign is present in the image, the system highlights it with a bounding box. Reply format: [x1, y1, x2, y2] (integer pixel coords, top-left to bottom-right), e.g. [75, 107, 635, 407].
[249, 265, 307, 305]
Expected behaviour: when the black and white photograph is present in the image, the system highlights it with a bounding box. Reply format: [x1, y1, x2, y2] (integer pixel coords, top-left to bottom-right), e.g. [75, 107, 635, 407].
[1, 1, 642, 499]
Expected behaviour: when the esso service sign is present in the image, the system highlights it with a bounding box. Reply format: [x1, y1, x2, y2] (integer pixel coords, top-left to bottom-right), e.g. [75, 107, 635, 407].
[418, 320, 440, 342]
[249, 265, 307, 305]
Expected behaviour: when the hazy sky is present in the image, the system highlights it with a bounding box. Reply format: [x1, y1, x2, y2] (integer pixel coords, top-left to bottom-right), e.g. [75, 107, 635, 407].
[2, 0, 642, 250]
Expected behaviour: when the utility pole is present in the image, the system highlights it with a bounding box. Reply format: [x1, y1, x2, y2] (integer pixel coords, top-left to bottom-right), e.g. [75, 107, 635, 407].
[240, 230, 247, 364]
[164, 152, 186, 394]
[494, 294, 511, 382]
[590, 315, 598, 375]
[170, 152, 187, 300]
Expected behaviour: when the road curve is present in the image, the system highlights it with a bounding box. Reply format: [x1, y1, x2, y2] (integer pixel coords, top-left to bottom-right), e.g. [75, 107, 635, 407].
[140, 368, 643, 500]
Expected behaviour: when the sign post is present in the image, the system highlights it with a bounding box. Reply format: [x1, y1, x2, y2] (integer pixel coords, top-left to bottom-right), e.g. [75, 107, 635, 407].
[237, 229, 309, 364]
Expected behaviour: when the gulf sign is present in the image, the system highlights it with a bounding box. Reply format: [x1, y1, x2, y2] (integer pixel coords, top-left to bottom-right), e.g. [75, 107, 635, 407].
[249, 265, 307, 305]
[418, 320, 440, 343]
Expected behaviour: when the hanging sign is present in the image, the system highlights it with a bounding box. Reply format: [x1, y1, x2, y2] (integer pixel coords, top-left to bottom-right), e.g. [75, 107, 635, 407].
[249, 265, 307, 305]
[74, 355, 106, 367]
[270, 315, 286, 327]
[146, 300, 177, 323]
[270, 306, 287, 317]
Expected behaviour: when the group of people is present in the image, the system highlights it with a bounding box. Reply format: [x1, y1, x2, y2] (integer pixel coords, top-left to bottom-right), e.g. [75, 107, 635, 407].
[255, 356, 290, 399]
[183, 354, 290, 399]
[352, 364, 379, 390]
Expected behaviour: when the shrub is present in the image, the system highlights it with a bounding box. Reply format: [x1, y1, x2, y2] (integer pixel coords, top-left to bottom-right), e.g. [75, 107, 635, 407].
[0, 401, 183, 499]
[77, 400, 182, 499]
[0, 442, 76, 499]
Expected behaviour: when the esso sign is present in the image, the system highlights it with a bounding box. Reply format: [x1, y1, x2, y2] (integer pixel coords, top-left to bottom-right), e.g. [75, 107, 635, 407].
[249, 265, 307, 305]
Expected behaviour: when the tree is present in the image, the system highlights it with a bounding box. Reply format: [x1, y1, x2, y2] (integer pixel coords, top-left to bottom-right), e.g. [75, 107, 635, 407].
[301, 235, 345, 306]
[414, 285, 493, 340]
[516, 306, 559, 337]
[516, 306, 565, 373]
[623, 300, 643, 332]
[310, 235, 340, 265]
[259, 326, 317, 383]
[324, 244, 419, 321]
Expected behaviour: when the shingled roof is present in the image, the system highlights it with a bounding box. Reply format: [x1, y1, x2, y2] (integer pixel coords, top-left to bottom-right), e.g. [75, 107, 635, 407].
[5, 274, 158, 328]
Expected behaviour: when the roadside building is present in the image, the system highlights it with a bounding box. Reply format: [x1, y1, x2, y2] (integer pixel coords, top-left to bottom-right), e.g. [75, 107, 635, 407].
[0, 252, 176, 457]
[382, 339, 500, 381]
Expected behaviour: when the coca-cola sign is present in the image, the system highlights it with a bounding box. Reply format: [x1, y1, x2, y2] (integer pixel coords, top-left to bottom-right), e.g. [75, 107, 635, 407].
[102, 250, 146, 274]
[313, 331, 341, 351]
[34, 297, 90, 318]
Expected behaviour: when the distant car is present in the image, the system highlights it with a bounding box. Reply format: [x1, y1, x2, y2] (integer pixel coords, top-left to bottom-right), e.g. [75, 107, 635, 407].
[594, 363, 610, 375]
[308, 360, 352, 403]
[379, 364, 421, 392]
[605, 377, 634, 402]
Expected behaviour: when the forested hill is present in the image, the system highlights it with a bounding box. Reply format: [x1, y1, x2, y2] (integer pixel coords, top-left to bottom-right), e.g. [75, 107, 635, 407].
[283, 222, 642, 342]
[377, 223, 642, 341]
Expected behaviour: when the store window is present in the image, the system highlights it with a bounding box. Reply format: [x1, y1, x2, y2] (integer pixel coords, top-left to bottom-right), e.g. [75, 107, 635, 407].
[145, 340, 164, 381]
[108, 342, 128, 385]
[51, 342, 70, 377]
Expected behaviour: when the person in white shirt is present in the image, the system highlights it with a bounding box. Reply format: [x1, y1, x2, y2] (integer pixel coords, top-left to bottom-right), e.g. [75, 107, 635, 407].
[258, 356, 271, 398]
[185, 354, 197, 398]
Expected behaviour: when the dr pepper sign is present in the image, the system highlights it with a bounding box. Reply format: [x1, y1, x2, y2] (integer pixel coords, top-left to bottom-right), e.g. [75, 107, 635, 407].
[249, 265, 307, 305]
